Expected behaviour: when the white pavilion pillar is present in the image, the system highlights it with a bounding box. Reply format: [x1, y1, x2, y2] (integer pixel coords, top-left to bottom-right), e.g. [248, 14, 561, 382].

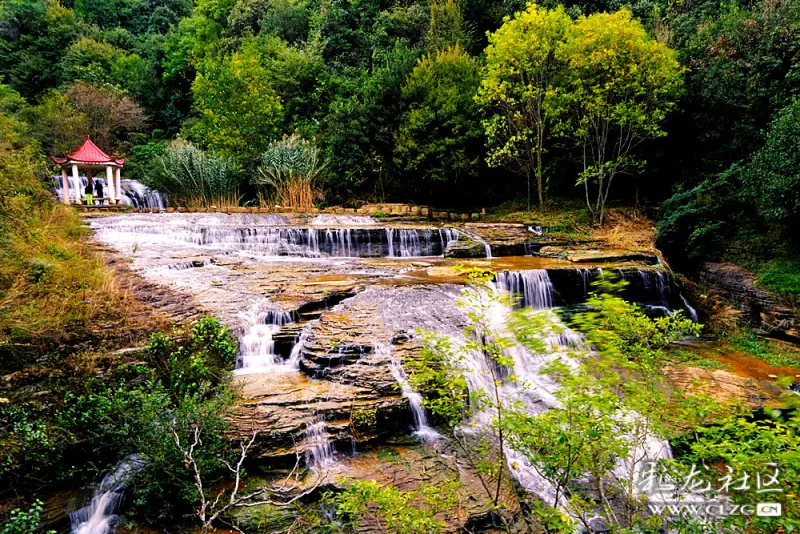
[106, 166, 116, 204]
[71, 165, 81, 204]
[61, 167, 69, 204]
[115, 167, 122, 203]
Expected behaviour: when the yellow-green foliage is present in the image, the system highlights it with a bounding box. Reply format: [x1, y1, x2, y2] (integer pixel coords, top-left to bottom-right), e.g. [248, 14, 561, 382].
[0, 148, 123, 352]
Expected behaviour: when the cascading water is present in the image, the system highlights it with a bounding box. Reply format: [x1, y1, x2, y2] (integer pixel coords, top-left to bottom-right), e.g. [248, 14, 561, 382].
[481, 272, 675, 514]
[494, 269, 554, 309]
[70, 456, 145, 534]
[91, 214, 459, 258]
[304, 416, 335, 469]
[235, 305, 295, 375]
[380, 343, 439, 441]
[385, 228, 458, 257]
[680, 294, 699, 322]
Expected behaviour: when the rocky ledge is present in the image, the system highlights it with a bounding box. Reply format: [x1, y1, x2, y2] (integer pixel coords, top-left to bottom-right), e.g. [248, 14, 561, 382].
[698, 262, 799, 341]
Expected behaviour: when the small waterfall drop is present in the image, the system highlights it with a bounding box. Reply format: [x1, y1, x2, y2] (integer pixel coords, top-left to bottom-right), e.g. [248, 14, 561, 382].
[381, 343, 439, 442]
[70, 456, 144, 534]
[287, 322, 313, 367]
[235, 305, 295, 375]
[679, 294, 699, 322]
[494, 270, 554, 309]
[304, 416, 335, 469]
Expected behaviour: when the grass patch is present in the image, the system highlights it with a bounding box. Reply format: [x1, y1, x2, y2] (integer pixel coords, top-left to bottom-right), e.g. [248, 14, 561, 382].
[666, 348, 729, 370]
[484, 198, 593, 239]
[0, 149, 126, 364]
[376, 447, 400, 463]
[725, 329, 800, 368]
[755, 260, 800, 297]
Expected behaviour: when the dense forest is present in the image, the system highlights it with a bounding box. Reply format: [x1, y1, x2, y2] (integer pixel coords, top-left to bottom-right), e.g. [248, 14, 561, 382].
[1, 0, 799, 273]
[2, 0, 800, 532]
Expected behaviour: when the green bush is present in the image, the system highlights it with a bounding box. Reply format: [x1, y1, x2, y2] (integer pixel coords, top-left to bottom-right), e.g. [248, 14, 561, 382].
[145, 317, 237, 399]
[143, 141, 241, 208]
[0, 500, 54, 534]
[757, 261, 800, 297]
[0, 317, 237, 526]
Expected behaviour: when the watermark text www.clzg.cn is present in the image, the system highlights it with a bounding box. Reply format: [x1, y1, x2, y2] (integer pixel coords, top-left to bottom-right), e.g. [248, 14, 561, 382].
[636, 462, 783, 517]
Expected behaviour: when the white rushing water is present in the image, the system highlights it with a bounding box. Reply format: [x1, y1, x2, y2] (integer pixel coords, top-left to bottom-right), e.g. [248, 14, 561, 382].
[304, 416, 336, 469]
[70, 456, 145, 534]
[381, 343, 440, 442]
[485, 273, 674, 513]
[495, 269, 554, 309]
[235, 304, 295, 375]
[91, 214, 460, 258]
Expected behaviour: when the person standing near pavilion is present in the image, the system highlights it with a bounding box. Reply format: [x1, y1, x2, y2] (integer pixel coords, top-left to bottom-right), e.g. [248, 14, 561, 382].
[84, 176, 93, 205]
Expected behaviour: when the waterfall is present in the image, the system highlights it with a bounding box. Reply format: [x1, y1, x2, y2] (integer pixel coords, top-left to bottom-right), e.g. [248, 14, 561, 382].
[304, 416, 335, 469]
[91, 215, 459, 258]
[120, 180, 168, 209]
[380, 343, 439, 442]
[70, 456, 144, 534]
[449, 276, 674, 515]
[287, 322, 313, 367]
[235, 305, 295, 375]
[494, 270, 554, 309]
[679, 294, 699, 322]
[579, 268, 591, 296]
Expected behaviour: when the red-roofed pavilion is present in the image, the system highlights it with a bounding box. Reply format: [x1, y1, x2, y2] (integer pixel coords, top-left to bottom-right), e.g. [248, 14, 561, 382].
[50, 137, 125, 205]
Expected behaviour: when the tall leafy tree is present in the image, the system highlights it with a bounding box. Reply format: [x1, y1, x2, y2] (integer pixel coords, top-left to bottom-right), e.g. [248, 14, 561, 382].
[740, 99, 800, 237]
[394, 45, 483, 200]
[426, 0, 470, 51]
[190, 48, 283, 158]
[556, 9, 683, 225]
[477, 4, 571, 210]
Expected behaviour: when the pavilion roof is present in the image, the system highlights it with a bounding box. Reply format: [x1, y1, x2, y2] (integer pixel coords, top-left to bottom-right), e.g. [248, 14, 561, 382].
[50, 137, 125, 166]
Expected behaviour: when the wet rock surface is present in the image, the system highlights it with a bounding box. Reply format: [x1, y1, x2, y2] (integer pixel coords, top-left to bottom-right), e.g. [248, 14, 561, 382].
[699, 262, 799, 341]
[85, 213, 706, 531]
[444, 237, 486, 258]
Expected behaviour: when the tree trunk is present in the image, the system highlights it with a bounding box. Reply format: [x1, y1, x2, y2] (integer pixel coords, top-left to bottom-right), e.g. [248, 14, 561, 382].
[527, 170, 531, 212]
[536, 147, 544, 210]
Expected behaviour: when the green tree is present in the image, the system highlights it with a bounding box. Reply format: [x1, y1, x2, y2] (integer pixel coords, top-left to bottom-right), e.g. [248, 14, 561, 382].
[0, 2, 85, 98]
[189, 47, 283, 158]
[328, 480, 460, 533]
[556, 9, 683, 225]
[394, 45, 483, 199]
[739, 99, 800, 235]
[477, 4, 571, 210]
[426, 0, 470, 51]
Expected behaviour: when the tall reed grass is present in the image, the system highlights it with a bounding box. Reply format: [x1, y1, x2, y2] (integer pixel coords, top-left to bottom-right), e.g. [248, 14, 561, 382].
[144, 140, 241, 207]
[252, 135, 325, 208]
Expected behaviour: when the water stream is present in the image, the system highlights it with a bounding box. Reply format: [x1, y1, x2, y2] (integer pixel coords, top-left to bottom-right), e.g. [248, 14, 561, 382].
[381, 343, 439, 441]
[70, 456, 144, 534]
[80, 214, 699, 528]
[235, 304, 296, 374]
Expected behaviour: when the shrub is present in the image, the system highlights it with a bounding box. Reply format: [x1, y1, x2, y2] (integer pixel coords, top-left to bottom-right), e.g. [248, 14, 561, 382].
[144, 140, 241, 207]
[252, 134, 325, 208]
[0, 500, 54, 534]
